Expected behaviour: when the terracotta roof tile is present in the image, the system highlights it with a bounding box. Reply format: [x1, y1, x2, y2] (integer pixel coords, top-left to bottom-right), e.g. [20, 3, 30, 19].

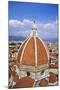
[39, 79, 48, 86]
[17, 37, 48, 66]
[50, 64, 58, 68]
[37, 38, 48, 65]
[13, 76, 35, 88]
[49, 72, 57, 83]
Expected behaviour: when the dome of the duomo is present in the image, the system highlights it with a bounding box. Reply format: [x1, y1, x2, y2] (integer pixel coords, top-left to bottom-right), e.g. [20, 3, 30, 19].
[18, 37, 48, 65]
[17, 21, 49, 72]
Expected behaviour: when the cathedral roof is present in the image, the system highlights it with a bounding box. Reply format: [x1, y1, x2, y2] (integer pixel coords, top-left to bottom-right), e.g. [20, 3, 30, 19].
[17, 21, 49, 72]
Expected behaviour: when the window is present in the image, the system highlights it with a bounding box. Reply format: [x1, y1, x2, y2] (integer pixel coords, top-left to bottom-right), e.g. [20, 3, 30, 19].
[26, 72, 30, 76]
[41, 70, 44, 75]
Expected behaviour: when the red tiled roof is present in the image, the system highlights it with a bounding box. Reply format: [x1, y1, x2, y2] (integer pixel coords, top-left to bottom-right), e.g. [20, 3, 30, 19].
[17, 37, 48, 66]
[39, 79, 48, 86]
[13, 76, 35, 88]
[49, 72, 57, 83]
[50, 64, 58, 68]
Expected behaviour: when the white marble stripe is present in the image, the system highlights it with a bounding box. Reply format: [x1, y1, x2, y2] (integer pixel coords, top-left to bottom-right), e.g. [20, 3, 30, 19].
[34, 36, 37, 66]
[20, 37, 32, 64]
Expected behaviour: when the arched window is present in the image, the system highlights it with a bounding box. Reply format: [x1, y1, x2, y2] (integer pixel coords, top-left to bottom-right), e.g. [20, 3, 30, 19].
[26, 72, 30, 76]
[41, 70, 44, 75]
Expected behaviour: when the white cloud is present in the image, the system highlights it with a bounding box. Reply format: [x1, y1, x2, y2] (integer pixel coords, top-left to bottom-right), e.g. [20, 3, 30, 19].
[9, 19, 24, 27]
[23, 19, 33, 24]
[9, 19, 58, 39]
[9, 19, 33, 28]
[43, 23, 52, 29]
[41, 20, 58, 30]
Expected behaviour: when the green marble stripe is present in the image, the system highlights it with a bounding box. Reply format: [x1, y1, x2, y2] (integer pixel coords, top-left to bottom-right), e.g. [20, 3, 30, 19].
[19, 64, 49, 72]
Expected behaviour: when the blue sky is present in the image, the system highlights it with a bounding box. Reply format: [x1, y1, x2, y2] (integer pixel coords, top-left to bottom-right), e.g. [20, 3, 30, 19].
[8, 1, 58, 40]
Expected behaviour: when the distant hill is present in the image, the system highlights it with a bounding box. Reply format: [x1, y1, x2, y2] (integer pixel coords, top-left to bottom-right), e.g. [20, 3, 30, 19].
[43, 38, 58, 43]
[9, 36, 58, 43]
[9, 36, 26, 41]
